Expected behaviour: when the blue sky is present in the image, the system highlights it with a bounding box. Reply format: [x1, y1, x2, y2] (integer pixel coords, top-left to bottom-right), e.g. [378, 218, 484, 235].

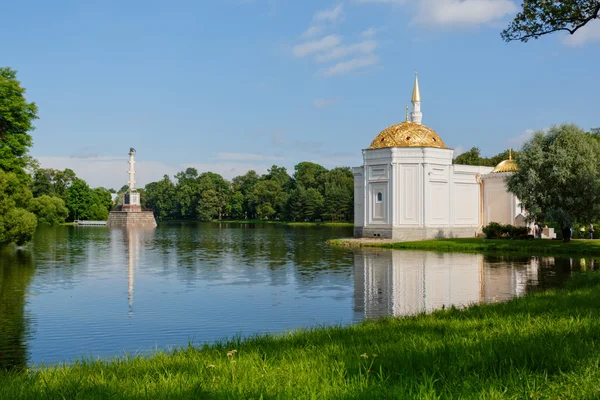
[2, 0, 599, 189]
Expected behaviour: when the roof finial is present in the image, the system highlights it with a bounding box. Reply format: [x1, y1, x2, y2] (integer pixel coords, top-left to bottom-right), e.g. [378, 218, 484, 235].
[412, 71, 421, 103]
[405, 105, 409, 122]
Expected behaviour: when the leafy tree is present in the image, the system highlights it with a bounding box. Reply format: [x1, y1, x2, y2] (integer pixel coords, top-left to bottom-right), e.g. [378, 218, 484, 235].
[232, 170, 260, 218]
[293, 162, 327, 191]
[249, 180, 288, 220]
[507, 124, 600, 242]
[175, 168, 200, 219]
[502, 1, 600, 42]
[31, 168, 76, 199]
[145, 175, 176, 220]
[304, 188, 324, 220]
[93, 187, 113, 213]
[65, 178, 94, 221]
[28, 195, 69, 225]
[0, 169, 37, 246]
[229, 191, 244, 220]
[454, 147, 482, 165]
[196, 172, 231, 220]
[0, 67, 38, 183]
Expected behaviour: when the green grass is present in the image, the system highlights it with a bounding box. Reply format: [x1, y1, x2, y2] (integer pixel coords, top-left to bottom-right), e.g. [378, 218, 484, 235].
[213, 219, 354, 227]
[3, 273, 600, 399]
[328, 237, 600, 256]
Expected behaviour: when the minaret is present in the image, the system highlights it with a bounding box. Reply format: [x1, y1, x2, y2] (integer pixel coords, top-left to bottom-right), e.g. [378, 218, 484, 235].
[410, 72, 422, 125]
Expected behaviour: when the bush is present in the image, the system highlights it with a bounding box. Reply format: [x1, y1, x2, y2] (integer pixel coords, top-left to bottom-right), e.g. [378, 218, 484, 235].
[483, 222, 529, 239]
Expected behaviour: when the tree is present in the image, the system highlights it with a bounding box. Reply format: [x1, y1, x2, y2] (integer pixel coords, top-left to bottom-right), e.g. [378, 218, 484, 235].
[31, 168, 76, 199]
[65, 178, 94, 221]
[175, 168, 200, 219]
[293, 162, 327, 191]
[502, 1, 600, 42]
[0, 67, 39, 183]
[507, 124, 600, 242]
[454, 147, 482, 165]
[145, 175, 176, 220]
[0, 169, 37, 246]
[28, 195, 69, 225]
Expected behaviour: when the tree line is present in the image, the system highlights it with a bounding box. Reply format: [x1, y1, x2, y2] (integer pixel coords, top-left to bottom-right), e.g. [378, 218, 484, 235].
[145, 162, 354, 223]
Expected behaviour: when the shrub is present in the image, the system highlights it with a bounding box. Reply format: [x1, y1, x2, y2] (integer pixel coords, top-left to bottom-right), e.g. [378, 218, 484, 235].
[483, 222, 529, 239]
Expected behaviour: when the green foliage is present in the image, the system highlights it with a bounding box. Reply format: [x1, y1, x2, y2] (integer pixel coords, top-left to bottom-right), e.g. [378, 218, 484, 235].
[31, 168, 76, 199]
[3, 273, 600, 397]
[0, 67, 38, 183]
[482, 222, 529, 239]
[454, 147, 518, 167]
[145, 175, 177, 220]
[0, 170, 37, 247]
[144, 162, 354, 223]
[502, 0, 600, 42]
[28, 195, 69, 226]
[507, 124, 600, 230]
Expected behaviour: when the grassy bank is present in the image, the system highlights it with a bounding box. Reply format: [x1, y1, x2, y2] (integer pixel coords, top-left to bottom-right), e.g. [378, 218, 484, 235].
[213, 219, 353, 227]
[3, 273, 600, 399]
[328, 237, 600, 256]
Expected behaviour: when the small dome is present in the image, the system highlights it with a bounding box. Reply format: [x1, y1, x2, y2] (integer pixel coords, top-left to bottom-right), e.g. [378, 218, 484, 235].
[368, 121, 447, 150]
[492, 159, 518, 173]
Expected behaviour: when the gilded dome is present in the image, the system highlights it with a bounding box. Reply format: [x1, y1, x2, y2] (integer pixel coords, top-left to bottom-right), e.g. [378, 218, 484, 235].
[492, 159, 518, 173]
[368, 121, 447, 150]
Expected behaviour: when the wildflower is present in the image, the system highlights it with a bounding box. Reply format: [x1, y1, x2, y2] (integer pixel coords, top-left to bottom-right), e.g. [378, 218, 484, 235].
[227, 350, 237, 357]
[360, 353, 369, 359]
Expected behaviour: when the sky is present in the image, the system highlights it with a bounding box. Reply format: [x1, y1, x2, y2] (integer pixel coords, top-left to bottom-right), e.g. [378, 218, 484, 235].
[2, 0, 599, 189]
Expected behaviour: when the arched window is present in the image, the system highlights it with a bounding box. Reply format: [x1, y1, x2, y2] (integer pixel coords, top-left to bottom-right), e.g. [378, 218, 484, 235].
[376, 192, 383, 203]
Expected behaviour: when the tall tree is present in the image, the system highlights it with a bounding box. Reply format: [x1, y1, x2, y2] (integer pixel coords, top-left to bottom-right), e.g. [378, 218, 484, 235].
[0, 170, 37, 246]
[145, 175, 176, 221]
[293, 162, 327, 191]
[65, 178, 94, 221]
[507, 124, 600, 242]
[502, 1, 600, 42]
[175, 168, 200, 219]
[0, 67, 38, 183]
[28, 195, 69, 226]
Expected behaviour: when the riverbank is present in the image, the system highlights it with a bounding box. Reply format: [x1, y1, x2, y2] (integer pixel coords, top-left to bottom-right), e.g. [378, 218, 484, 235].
[213, 219, 353, 227]
[328, 237, 600, 256]
[2, 272, 600, 399]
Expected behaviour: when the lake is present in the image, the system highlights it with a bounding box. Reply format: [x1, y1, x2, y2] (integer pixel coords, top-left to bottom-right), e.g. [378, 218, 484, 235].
[0, 222, 586, 369]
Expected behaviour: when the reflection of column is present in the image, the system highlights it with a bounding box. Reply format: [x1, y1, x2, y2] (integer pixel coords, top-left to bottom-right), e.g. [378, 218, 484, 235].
[122, 228, 154, 317]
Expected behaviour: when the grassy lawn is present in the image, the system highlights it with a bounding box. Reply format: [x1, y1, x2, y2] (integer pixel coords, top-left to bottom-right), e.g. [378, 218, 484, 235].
[2, 272, 600, 399]
[328, 237, 600, 256]
[213, 219, 354, 227]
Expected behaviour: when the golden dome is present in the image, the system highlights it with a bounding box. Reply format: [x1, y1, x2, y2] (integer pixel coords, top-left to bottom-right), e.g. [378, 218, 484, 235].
[492, 159, 518, 173]
[368, 121, 447, 150]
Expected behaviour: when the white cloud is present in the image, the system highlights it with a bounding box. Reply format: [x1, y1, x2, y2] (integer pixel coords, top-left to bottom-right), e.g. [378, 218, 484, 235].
[312, 98, 341, 108]
[315, 40, 378, 63]
[453, 145, 466, 157]
[292, 35, 342, 58]
[36, 156, 179, 190]
[214, 152, 285, 161]
[184, 163, 273, 180]
[506, 128, 539, 147]
[314, 4, 344, 22]
[322, 54, 379, 76]
[301, 25, 325, 39]
[361, 27, 378, 37]
[562, 19, 600, 46]
[415, 0, 518, 26]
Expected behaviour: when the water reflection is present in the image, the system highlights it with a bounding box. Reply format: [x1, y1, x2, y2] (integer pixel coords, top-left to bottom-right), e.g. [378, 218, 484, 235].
[0, 223, 594, 367]
[353, 250, 585, 319]
[0, 249, 35, 370]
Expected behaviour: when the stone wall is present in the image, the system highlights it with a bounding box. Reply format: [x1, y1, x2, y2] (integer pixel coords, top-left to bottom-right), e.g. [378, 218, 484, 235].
[107, 211, 157, 228]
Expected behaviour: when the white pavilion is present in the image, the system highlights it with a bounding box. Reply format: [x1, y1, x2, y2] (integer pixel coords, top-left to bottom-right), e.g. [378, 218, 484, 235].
[352, 74, 525, 240]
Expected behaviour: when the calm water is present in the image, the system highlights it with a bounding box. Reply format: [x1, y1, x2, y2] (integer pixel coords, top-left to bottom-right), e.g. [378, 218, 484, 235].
[0, 222, 589, 369]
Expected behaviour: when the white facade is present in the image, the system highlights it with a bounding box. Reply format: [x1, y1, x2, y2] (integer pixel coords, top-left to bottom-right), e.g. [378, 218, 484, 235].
[353, 147, 494, 240]
[481, 172, 525, 227]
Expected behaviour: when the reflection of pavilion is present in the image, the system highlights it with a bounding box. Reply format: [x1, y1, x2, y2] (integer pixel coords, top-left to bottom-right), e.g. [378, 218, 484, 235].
[354, 250, 538, 318]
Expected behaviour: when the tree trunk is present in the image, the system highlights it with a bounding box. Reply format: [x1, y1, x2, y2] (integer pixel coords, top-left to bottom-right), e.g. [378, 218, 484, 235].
[562, 227, 571, 243]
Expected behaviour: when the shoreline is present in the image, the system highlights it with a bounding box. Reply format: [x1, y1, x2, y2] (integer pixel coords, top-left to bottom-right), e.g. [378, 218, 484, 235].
[327, 237, 600, 256]
[2, 272, 599, 398]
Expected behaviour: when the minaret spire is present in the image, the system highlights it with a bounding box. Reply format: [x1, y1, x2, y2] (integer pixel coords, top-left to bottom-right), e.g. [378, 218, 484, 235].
[410, 72, 422, 125]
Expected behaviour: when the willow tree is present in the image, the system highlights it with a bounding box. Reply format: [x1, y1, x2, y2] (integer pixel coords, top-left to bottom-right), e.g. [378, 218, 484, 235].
[507, 124, 600, 242]
[502, 1, 600, 42]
